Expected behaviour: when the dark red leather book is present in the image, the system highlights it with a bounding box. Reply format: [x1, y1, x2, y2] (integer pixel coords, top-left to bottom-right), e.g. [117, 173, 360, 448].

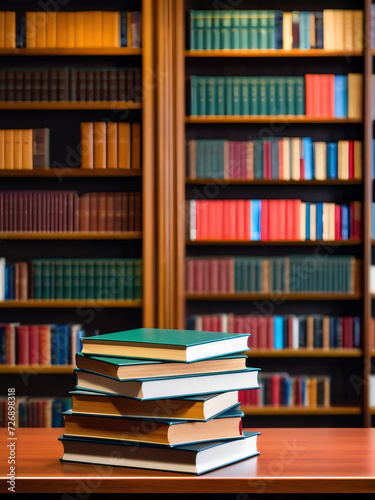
[134, 192, 141, 232]
[121, 192, 128, 232]
[42, 192, 47, 232]
[348, 140, 355, 179]
[29, 326, 39, 364]
[17, 325, 29, 364]
[113, 192, 122, 232]
[118, 70, 126, 100]
[79, 194, 90, 232]
[126, 70, 134, 101]
[62, 191, 67, 232]
[0, 70, 6, 101]
[73, 192, 79, 232]
[97, 192, 106, 232]
[128, 192, 135, 232]
[134, 69, 142, 102]
[77, 70, 86, 101]
[94, 70, 101, 101]
[86, 71, 94, 101]
[89, 193, 98, 232]
[105, 192, 114, 232]
[50, 192, 55, 232]
[335, 204, 341, 240]
[57, 69, 69, 101]
[69, 69, 77, 102]
[67, 191, 74, 232]
[58, 192, 63, 232]
[101, 70, 109, 101]
[14, 70, 24, 101]
[31, 71, 41, 101]
[49, 70, 58, 101]
[244, 200, 251, 240]
[23, 71, 32, 101]
[109, 70, 118, 101]
[40, 71, 49, 101]
[54, 192, 59, 232]
[6, 70, 15, 101]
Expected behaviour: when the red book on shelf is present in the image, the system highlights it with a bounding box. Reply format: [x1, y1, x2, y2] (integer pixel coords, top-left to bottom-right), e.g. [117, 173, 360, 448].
[17, 326, 29, 365]
[89, 193, 98, 232]
[300, 140, 305, 180]
[335, 204, 341, 240]
[38, 325, 51, 365]
[285, 199, 294, 240]
[342, 318, 348, 348]
[121, 193, 129, 232]
[293, 199, 301, 240]
[266, 317, 273, 349]
[278, 139, 284, 179]
[186, 260, 194, 292]
[195, 259, 203, 293]
[57, 192, 63, 232]
[294, 377, 302, 405]
[327, 74, 335, 117]
[106, 193, 114, 232]
[268, 200, 277, 240]
[239, 142, 247, 179]
[97, 193, 107, 232]
[113, 193, 122, 233]
[209, 259, 219, 292]
[348, 140, 355, 179]
[128, 192, 135, 232]
[5, 324, 16, 365]
[202, 315, 210, 332]
[260, 317, 268, 349]
[213, 201, 223, 239]
[236, 200, 245, 240]
[346, 317, 354, 348]
[53, 192, 59, 233]
[305, 74, 315, 117]
[29, 325, 39, 365]
[79, 194, 90, 232]
[205, 202, 215, 240]
[66, 192, 74, 232]
[202, 259, 210, 293]
[227, 314, 234, 334]
[18, 262, 28, 301]
[228, 258, 235, 292]
[134, 192, 141, 232]
[73, 192, 79, 232]
[244, 200, 251, 240]
[260, 199, 269, 241]
[218, 259, 226, 293]
[63, 192, 68, 232]
[278, 200, 286, 240]
[232, 142, 240, 178]
[228, 201, 237, 240]
[319, 74, 334, 118]
[222, 201, 230, 240]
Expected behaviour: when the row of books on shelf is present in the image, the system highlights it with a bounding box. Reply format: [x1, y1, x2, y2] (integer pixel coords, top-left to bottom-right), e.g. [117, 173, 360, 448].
[0, 68, 141, 102]
[0, 191, 141, 234]
[238, 374, 331, 407]
[0, 323, 99, 365]
[189, 10, 363, 52]
[187, 315, 361, 350]
[81, 122, 141, 170]
[0, 397, 71, 428]
[190, 74, 362, 118]
[0, 128, 48, 170]
[0, 258, 142, 301]
[187, 139, 362, 181]
[0, 11, 141, 49]
[188, 200, 361, 242]
[186, 256, 361, 294]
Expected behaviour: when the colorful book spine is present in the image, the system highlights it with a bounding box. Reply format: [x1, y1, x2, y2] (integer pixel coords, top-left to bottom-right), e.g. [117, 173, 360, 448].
[0, 396, 71, 428]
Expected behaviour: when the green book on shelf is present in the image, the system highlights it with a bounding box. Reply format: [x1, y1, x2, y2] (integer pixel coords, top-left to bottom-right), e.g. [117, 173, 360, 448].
[124, 259, 134, 300]
[217, 77, 225, 115]
[189, 10, 197, 50]
[286, 77, 295, 115]
[212, 11, 221, 49]
[232, 11, 241, 49]
[79, 260, 87, 300]
[239, 10, 249, 49]
[221, 11, 232, 50]
[196, 10, 205, 50]
[42, 260, 51, 300]
[190, 76, 199, 115]
[198, 76, 207, 115]
[233, 77, 241, 115]
[249, 10, 258, 49]
[258, 77, 267, 115]
[63, 260, 73, 300]
[134, 259, 142, 300]
[32, 261, 42, 299]
[294, 76, 305, 115]
[116, 260, 126, 300]
[87, 261, 95, 300]
[249, 77, 258, 115]
[267, 11, 275, 49]
[267, 77, 277, 115]
[72, 260, 80, 300]
[80, 328, 251, 362]
[55, 260, 63, 299]
[258, 10, 268, 49]
[204, 11, 213, 50]
[225, 76, 233, 115]
[241, 77, 250, 115]
[102, 260, 110, 299]
[94, 261, 103, 299]
[207, 77, 217, 115]
[276, 77, 286, 115]
[253, 139, 263, 179]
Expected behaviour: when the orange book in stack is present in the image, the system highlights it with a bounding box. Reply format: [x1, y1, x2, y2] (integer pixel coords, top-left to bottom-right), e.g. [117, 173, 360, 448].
[25, 12, 36, 48]
[4, 12, 16, 49]
[131, 123, 141, 170]
[80, 123, 94, 169]
[118, 123, 131, 169]
[35, 12, 47, 48]
[46, 12, 57, 48]
[93, 122, 106, 169]
[13, 130, 22, 170]
[107, 122, 118, 168]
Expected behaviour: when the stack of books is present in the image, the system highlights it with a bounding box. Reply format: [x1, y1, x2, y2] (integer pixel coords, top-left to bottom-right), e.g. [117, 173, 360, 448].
[59, 328, 260, 474]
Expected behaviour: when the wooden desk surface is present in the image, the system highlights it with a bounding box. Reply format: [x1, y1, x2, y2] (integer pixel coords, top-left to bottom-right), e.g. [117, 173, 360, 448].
[1, 428, 375, 494]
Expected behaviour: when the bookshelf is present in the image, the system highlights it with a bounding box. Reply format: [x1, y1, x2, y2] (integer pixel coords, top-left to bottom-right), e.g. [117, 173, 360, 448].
[173, 0, 371, 426]
[0, 0, 156, 415]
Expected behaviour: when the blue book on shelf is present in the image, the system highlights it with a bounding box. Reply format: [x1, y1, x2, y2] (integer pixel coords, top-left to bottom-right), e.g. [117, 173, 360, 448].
[273, 316, 284, 349]
[52, 400, 63, 427]
[77, 329, 86, 353]
[373, 204, 375, 238]
[316, 203, 323, 240]
[5, 264, 13, 300]
[341, 205, 349, 240]
[120, 12, 128, 47]
[251, 200, 261, 241]
[58, 325, 70, 365]
[354, 317, 360, 348]
[299, 12, 310, 50]
[334, 317, 342, 348]
[329, 317, 335, 348]
[305, 203, 310, 240]
[327, 143, 338, 179]
[334, 76, 348, 118]
[51, 325, 60, 365]
[274, 11, 283, 49]
[303, 138, 313, 179]
[315, 12, 324, 49]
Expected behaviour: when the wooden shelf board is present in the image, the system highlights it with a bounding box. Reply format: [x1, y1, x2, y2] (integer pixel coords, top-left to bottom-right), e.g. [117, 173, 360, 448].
[0, 366, 74, 374]
[0, 300, 142, 308]
[186, 293, 362, 301]
[186, 49, 364, 58]
[186, 116, 362, 124]
[186, 178, 362, 185]
[0, 102, 141, 110]
[241, 406, 362, 415]
[0, 48, 142, 56]
[187, 239, 361, 246]
[247, 349, 362, 358]
[0, 169, 142, 177]
[0, 232, 142, 240]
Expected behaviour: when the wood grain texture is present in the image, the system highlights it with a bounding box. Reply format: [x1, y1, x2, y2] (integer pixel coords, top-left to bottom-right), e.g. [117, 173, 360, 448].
[186, 49, 363, 57]
[1, 428, 375, 493]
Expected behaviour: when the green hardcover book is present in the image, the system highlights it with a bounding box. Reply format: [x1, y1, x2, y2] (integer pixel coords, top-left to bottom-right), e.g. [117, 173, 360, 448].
[249, 10, 258, 49]
[294, 76, 305, 115]
[316, 259, 323, 293]
[241, 77, 250, 115]
[32, 261, 42, 300]
[204, 11, 213, 50]
[286, 77, 294, 115]
[80, 327, 251, 362]
[217, 77, 225, 115]
[79, 260, 87, 300]
[95, 261, 103, 299]
[232, 11, 241, 49]
[55, 261, 64, 300]
[42, 260, 51, 300]
[221, 11, 232, 49]
[249, 77, 258, 115]
[253, 139, 263, 179]
[258, 10, 268, 49]
[72, 260, 80, 300]
[108, 259, 118, 300]
[267, 77, 277, 115]
[198, 77, 207, 115]
[116, 260, 126, 300]
[234, 258, 241, 292]
[276, 77, 286, 115]
[212, 11, 221, 49]
[189, 10, 197, 50]
[134, 259, 142, 300]
[206, 140, 214, 178]
[190, 76, 199, 115]
[225, 77, 233, 115]
[50, 260, 55, 300]
[232, 77, 241, 115]
[270, 138, 279, 179]
[258, 77, 267, 115]
[267, 11, 275, 49]
[256, 258, 263, 292]
[124, 259, 134, 300]
[218, 140, 225, 178]
[239, 10, 249, 49]
[102, 260, 110, 299]
[87, 260, 95, 300]
[63, 260, 72, 299]
[196, 140, 203, 178]
[196, 10, 205, 50]
[207, 77, 217, 115]
[337, 259, 343, 293]
[322, 260, 328, 293]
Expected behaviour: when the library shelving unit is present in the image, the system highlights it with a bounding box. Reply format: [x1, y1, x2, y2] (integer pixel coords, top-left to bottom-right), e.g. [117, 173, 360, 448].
[173, 0, 372, 427]
[0, 0, 156, 408]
